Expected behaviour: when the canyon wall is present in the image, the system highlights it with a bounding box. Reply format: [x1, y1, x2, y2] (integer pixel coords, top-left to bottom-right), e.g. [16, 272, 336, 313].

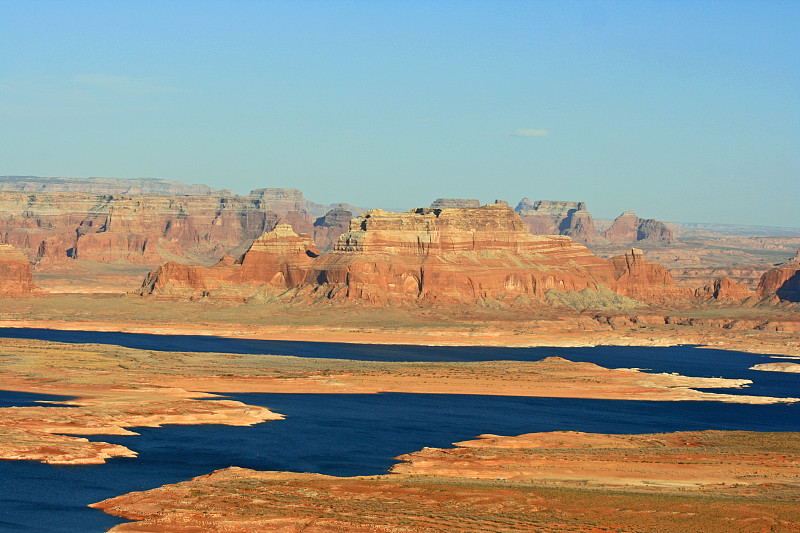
[0, 244, 36, 296]
[0, 190, 352, 267]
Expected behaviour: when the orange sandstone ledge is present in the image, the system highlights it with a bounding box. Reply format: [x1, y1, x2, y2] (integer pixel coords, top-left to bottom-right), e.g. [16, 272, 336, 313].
[91, 430, 800, 533]
[0, 337, 797, 466]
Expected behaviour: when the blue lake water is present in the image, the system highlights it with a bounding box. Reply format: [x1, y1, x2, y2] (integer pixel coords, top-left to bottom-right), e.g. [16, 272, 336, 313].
[0, 328, 798, 532]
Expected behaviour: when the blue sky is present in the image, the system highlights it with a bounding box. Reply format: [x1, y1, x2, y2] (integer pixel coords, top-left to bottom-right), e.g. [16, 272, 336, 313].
[1, 1, 797, 226]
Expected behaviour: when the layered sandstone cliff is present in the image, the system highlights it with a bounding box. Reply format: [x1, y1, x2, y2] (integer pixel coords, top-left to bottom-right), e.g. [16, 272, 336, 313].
[696, 277, 755, 302]
[602, 211, 674, 243]
[139, 225, 318, 298]
[0, 244, 36, 296]
[0, 176, 220, 195]
[140, 204, 686, 305]
[0, 191, 315, 266]
[311, 207, 353, 253]
[757, 249, 800, 302]
[514, 199, 598, 242]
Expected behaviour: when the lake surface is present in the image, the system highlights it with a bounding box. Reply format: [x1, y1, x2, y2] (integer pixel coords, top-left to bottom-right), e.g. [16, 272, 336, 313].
[0, 328, 798, 532]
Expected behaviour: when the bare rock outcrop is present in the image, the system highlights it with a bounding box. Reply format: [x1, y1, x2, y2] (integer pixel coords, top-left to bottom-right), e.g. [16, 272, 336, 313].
[139, 205, 687, 305]
[515, 199, 598, 242]
[757, 249, 800, 302]
[0, 244, 36, 296]
[696, 277, 755, 302]
[609, 248, 687, 302]
[601, 211, 674, 243]
[309, 206, 683, 305]
[139, 225, 318, 299]
[312, 207, 353, 253]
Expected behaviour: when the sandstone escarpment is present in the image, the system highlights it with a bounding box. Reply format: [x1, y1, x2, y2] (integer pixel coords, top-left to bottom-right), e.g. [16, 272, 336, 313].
[696, 277, 755, 302]
[757, 249, 800, 302]
[515, 199, 598, 242]
[608, 248, 688, 302]
[602, 211, 674, 243]
[0, 176, 220, 195]
[308, 206, 686, 305]
[139, 225, 318, 299]
[0, 244, 36, 296]
[140, 204, 688, 305]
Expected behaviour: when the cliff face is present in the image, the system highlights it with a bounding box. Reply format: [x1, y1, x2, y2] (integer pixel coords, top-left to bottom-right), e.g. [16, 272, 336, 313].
[139, 225, 318, 298]
[757, 250, 800, 302]
[0, 244, 36, 296]
[696, 277, 755, 302]
[0, 191, 315, 266]
[601, 211, 674, 243]
[140, 205, 686, 305]
[515, 199, 599, 242]
[608, 248, 686, 301]
[310, 205, 614, 304]
[0, 176, 220, 195]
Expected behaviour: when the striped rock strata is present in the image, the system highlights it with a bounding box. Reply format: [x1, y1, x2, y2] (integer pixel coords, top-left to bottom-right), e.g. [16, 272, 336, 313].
[140, 205, 686, 304]
[0, 244, 36, 296]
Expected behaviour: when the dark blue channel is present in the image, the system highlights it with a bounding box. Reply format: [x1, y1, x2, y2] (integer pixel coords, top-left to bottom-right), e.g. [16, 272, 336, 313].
[1, 391, 799, 533]
[1, 326, 797, 397]
[0, 329, 798, 532]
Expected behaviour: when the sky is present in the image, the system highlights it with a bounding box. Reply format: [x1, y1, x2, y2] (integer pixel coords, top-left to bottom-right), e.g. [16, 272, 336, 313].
[1, 1, 798, 226]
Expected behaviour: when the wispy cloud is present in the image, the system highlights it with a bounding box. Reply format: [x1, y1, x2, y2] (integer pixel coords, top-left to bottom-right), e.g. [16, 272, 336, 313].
[506, 128, 549, 137]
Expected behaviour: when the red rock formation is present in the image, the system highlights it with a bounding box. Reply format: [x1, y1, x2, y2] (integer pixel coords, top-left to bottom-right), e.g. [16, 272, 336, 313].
[757, 249, 800, 302]
[601, 211, 673, 243]
[608, 248, 687, 301]
[515, 199, 599, 242]
[0, 244, 36, 296]
[139, 225, 318, 299]
[312, 207, 353, 253]
[139, 205, 687, 305]
[696, 277, 755, 302]
[310, 206, 682, 304]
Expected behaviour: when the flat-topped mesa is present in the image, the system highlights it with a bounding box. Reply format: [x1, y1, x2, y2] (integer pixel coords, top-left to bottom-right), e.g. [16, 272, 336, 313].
[430, 198, 481, 209]
[0, 244, 36, 296]
[757, 249, 800, 303]
[333, 205, 546, 254]
[601, 211, 674, 243]
[310, 205, 681, 304]
[249, 188, 307, 213]
[139, 225, 318, 299]
[0, 176, 218, 195]
[514, 199, 598, 242]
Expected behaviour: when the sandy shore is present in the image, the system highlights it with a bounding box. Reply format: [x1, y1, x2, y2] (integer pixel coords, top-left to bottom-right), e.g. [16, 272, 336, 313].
[1, 336, 795, 466]
[91, 430, 800, 532]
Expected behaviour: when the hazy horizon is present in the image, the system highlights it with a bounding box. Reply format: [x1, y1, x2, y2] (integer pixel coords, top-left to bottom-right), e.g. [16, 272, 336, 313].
[1, 1, 797, 226]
